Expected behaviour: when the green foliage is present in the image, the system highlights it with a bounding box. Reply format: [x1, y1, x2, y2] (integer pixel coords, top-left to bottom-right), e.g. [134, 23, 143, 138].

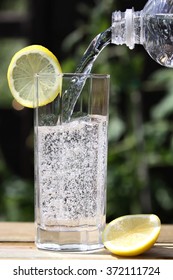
[1, 0, 173, 223]
[147, 69, 173, 119]
[2, 177, 34, 221]
[0, 0, 27, 11]
[61, 0, 173, 223]
[0, 148, 34, 221]
[0, 0, 32, 221]
[0, 39, 27, 108]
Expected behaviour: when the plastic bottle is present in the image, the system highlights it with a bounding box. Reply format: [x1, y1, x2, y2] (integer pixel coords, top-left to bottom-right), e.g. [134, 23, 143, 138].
[112, 0, 173, 67]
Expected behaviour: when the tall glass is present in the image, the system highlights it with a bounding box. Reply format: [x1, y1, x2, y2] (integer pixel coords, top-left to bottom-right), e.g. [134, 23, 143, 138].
[35, 73, 109, 251]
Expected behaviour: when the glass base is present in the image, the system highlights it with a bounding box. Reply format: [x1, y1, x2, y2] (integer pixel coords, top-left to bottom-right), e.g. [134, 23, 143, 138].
[36, 225, 104, 252]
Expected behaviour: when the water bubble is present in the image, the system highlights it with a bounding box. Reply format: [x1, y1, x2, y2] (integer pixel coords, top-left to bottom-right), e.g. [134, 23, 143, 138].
[71, 77, 79, 83]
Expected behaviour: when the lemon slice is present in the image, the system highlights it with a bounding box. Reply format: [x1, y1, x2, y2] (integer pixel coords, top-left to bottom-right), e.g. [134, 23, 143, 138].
[7, 45, 62, 108]
[102, 214, 161, 256]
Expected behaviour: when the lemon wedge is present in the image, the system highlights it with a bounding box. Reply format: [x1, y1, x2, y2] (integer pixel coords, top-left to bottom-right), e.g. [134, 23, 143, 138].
[102, 214, 161, 256]
[7, 45, 62, 108]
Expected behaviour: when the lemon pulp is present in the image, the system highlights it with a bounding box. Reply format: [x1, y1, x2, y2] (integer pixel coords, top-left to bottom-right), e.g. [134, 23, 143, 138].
[7, 45, 62, 108]
[102, 214, 161, 256]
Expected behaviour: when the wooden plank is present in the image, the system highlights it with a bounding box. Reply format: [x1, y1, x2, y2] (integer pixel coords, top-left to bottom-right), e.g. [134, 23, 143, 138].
[0, 222, 34, 242]
[0, 223, 173, 259]
[157, 224, 173, 243]
[0, 243, 115, 260]
[0, 222, 172, 243]
[0, 242, 173, 260]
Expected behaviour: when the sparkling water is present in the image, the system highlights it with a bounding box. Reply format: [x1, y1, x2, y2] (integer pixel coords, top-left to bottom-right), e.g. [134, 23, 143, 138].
[37, 115, 107, 229]
[36, 28, 110, 251]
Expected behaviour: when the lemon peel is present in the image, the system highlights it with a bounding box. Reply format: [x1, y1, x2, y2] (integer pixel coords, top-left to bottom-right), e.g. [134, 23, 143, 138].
[102, 214, 161, 256]
[7, 45, 62, 108]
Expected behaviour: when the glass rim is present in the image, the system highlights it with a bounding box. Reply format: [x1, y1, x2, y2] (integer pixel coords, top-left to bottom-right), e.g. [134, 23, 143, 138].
[35, 73, 110, 79]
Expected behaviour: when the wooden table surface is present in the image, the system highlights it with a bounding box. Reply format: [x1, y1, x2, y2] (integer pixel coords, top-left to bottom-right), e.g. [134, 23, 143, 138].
[0, 222, 173, 259]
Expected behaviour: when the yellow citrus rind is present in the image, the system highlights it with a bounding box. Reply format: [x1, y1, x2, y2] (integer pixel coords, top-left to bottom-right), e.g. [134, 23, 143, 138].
[7, 45, 62, 108]
[102, 214, 161, 256]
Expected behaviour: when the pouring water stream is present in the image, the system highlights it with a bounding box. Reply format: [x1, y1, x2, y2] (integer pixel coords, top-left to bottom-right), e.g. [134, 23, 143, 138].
[62, 27, 112, 122]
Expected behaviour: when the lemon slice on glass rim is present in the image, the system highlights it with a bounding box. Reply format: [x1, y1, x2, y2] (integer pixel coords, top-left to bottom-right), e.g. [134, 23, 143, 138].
[102, 214, 161, 256]
[7, 45, 62, 108]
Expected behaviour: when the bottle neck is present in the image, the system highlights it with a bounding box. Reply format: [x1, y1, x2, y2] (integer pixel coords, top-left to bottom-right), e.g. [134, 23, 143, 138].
[111, 9, 142, 49]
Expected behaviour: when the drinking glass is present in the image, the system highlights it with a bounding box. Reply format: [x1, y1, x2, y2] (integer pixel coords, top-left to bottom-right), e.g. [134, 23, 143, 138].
[34, 73, 110, 251]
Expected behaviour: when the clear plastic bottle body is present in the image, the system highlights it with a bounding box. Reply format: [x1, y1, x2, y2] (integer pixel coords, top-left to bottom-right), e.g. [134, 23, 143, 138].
[112, 0, 173, 67]
[143, 13, 173, 67]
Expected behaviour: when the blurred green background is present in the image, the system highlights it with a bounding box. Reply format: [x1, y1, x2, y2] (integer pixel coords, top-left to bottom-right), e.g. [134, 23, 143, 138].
[0, 0, 173, 223]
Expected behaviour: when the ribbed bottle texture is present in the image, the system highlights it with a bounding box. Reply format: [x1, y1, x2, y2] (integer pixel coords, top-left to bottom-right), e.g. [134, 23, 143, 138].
[111, 0, 173, 66]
